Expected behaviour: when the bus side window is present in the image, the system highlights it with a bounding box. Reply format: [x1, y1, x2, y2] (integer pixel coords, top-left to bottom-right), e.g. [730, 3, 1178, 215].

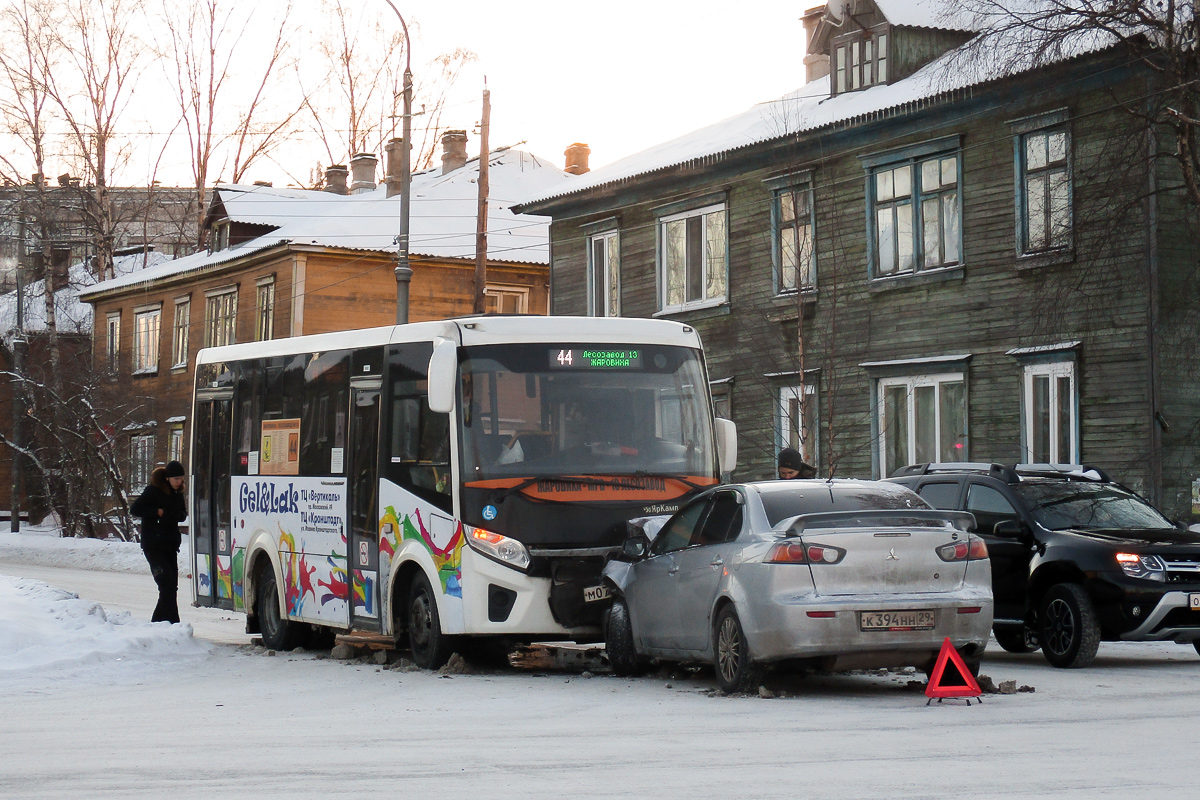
[385, 343, 452, 514]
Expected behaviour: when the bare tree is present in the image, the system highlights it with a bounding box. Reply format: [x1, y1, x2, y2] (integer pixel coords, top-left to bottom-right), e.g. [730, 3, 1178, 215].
[956, 1, 1200, 205]
[299, 2, 476, 180]
[38, 0, 146, 282]
[159, 0, 304, 246]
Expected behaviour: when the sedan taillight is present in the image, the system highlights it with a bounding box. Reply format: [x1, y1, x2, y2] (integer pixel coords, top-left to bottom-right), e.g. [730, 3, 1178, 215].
[766, 542, 845, 564]
[937, 536, 988, 562]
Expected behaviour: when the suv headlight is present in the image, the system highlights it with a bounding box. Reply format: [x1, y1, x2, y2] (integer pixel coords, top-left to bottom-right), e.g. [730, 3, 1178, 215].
[1115, 552, 1166, 581]
[466, 525, 531, 571]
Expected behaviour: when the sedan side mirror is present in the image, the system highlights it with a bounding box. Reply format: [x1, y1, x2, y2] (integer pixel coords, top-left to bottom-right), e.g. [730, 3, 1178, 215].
[622, 536, 649, 560]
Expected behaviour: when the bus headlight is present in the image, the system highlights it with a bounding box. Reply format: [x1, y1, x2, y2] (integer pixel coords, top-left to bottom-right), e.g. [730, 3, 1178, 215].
[466, 526, 531, 571]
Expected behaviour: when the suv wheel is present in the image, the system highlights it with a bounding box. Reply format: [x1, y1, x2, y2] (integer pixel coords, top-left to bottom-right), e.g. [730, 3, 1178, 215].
[993, 624, 1040, 654]
[1038, 583, 1100, 668]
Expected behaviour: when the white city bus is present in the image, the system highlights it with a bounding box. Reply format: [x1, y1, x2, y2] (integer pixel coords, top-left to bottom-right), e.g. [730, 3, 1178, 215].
[190, 315, 735, 667]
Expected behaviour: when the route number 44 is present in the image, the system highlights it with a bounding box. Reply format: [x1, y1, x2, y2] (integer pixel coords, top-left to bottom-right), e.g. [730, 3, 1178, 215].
[556, 349, 573, 366]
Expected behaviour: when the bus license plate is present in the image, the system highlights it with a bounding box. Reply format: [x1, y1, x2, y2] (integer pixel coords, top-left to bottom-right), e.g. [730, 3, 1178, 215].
[583, 584, 612, 603]
[1190, 593, 1200, 610]
[859, 609, 934, 631]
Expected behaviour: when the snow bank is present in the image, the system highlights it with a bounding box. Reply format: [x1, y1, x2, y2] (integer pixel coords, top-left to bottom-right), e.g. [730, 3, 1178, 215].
[0, 576, 209, 676]
[0, 526, 190, 574]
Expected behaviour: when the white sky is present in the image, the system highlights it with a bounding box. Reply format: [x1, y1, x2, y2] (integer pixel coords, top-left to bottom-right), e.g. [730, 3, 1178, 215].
[404, 1, 813, 175]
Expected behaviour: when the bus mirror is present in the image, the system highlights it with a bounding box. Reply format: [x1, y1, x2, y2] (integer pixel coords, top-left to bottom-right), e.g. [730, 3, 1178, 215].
[427, 339, 458, 414]
[715, 417, 737, 474]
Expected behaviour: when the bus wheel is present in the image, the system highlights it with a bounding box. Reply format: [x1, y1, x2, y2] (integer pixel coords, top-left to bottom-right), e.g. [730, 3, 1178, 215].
[408, 571, 454, 670]
[257, 568, 304, 651]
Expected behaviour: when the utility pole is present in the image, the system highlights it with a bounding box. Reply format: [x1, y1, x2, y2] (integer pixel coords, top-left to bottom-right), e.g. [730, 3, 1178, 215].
[473, 82, 491, 315]
[383, 0, 413, 325]
[10, 201, 27, 532]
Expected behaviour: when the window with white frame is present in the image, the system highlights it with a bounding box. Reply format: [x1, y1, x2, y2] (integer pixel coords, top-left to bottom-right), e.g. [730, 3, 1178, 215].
[105, 312, 121, 373]
[774, 185, 815, 293]
[484, 285, 530, 314]
[168, 424, 185, 464]
[1023, 360, 1077, 463]
[878, 373, 967, 476]
[1018, 125, 1071, 254]
[834, 31, 888, 94]
[659, 203, 727, 312]
[870, 149, 960, 277]
[132, 307, 161, 374]
[205, 288, 237, 348]
[256, 278, 275, 341]
[130, 434, 155, 489]
[777, 383, 817, 466]
[172, 298, 189, 367]
[587, 230, 620, 317]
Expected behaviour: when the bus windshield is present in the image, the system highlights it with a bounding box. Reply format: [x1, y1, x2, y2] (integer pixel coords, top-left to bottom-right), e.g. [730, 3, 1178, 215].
[459, 343, 717, 483]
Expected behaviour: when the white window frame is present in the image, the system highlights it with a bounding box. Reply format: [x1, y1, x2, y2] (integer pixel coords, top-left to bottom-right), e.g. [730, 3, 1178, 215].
[105, 312, 121, 373]
[587, 230, 620, 317]
[657, 202, 728, 314]
[168, 424, 185, 464]
[483, 285, 530, 314]
[130, 434, 155, 488]
[205, 287, 238, 348]
[1022, 360, 1077, 463]
[777, 383, 818, 467]
[132, 306, 161, 375]
[172, 298, 190, 368]
[255, 277, 275, 341]
[877, 372, 967, 476]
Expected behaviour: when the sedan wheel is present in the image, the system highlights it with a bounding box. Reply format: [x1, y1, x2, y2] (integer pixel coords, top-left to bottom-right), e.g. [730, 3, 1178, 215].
[604, 597, 644, 677]
[1039, 583, 1100, 668]
[714, 605, 764, 694]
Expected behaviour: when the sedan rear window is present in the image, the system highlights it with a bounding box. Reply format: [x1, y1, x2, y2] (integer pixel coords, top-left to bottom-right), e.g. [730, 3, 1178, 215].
[759, 483, 929, 527]
[1014, 482, 1172, 531]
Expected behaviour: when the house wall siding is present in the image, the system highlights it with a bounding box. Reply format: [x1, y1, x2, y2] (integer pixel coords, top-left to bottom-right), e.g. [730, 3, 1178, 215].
[542, 54, 1198, 515]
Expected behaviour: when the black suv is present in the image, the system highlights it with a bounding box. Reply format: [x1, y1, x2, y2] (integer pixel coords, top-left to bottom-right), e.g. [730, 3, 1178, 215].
[888, 463, 1200, 668]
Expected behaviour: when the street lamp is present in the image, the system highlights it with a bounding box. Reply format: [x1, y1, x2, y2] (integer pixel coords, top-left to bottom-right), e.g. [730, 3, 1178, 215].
[382, 0, 413, 325]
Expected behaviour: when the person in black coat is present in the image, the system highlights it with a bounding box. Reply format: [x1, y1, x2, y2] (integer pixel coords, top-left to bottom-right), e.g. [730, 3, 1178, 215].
[130, 460, 188, 624]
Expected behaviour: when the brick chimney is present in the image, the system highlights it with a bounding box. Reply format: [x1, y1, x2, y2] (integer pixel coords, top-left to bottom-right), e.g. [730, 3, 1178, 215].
[564, 143, 591, 175]
[350, 152, 378, 193]
[802, 6, 831, 84]
[324, 164, 348, 195]
[384, 138, 405, 198]
[441, 130, 468, 174]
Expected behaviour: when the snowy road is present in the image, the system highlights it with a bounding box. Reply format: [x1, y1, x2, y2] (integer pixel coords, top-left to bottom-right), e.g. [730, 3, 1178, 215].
[2, 558, 1200, 798]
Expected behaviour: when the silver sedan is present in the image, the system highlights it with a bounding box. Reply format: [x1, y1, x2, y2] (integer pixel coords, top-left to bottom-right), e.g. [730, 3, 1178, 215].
[603, 480, 993, 692]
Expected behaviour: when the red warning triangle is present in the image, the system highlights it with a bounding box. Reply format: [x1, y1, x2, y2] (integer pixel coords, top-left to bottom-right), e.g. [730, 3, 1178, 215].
[925, 638, 982, 699]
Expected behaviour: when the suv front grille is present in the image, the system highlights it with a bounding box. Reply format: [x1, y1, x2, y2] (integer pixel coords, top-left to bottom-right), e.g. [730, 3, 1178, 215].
[1160, 554, 1200, 584]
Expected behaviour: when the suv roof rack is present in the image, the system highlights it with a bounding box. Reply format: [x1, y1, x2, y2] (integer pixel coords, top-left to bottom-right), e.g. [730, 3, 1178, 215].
[1013, 463, 1111, 482]
[890, 462, 1020, 483]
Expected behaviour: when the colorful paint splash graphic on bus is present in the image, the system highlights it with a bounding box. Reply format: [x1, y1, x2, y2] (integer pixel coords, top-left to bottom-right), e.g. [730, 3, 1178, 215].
[379, 506, 464, 597]
[278, 528, 348, 616]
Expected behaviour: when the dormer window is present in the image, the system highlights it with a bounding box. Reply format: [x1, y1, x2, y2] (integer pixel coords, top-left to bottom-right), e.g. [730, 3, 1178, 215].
[211, 221, 230, 251]
[834, 30, 888, 94]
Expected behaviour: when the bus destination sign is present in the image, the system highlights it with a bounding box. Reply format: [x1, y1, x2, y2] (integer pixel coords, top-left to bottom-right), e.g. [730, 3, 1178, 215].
[550, 348, 642, 370]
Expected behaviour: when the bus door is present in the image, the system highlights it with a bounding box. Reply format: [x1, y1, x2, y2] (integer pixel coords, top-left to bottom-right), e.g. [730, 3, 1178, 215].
[193, 392, 233, 609]
[348, 380, 382, 629]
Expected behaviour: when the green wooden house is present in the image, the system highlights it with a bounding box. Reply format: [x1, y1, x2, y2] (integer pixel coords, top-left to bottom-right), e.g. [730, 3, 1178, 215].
[515, 0, 1200, 519]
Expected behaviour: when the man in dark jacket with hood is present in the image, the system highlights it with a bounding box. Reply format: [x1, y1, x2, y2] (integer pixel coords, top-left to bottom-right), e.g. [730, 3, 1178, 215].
[130, 460, 188, 623]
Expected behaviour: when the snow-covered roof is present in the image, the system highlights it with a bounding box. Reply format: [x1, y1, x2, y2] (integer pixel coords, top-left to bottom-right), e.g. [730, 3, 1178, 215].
[516, 17, 1116, 211]
[871, 0, 976, 32]
[1, 251, 172, 342]
[80, 147, 575, 298]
